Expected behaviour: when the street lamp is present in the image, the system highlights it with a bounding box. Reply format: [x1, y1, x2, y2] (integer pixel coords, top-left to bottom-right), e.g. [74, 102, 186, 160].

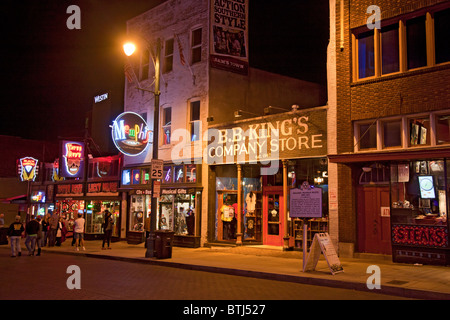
[123, 37, 161, 258]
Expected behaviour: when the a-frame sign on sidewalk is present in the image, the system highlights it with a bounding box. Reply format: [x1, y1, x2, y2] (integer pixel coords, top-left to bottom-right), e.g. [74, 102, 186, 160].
[303, 230, 344, 275]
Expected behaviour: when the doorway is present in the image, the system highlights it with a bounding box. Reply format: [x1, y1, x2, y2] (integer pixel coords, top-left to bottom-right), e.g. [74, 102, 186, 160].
[357, 186, 392, 255]
[263, 187, 284, 246]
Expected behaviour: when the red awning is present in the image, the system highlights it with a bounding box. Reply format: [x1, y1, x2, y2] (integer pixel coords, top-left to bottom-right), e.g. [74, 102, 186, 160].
[0, 194, 27, 204]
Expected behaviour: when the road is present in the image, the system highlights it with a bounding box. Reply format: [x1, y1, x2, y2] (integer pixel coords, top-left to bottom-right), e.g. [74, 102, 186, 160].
[0, 249, 410, 303]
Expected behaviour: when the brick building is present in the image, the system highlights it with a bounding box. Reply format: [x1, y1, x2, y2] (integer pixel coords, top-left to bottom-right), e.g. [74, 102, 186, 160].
[327, 0, 450, 265]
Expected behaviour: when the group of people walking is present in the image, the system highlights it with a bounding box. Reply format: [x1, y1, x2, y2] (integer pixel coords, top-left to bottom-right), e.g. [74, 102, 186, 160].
[6, 210, 114, 257]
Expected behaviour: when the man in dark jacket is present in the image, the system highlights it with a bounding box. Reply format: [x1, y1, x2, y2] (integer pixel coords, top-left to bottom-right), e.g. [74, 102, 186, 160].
[25, 216, 40, 256]
[8, 215, 24, 257]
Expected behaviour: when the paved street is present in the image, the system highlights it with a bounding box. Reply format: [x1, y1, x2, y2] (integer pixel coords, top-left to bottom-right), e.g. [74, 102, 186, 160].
[1, 250, 409, 303]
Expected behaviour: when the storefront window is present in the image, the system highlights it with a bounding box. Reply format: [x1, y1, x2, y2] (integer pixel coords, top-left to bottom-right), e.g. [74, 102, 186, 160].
[390, 160, 448, 256]
[129, 195, 151, 232]
[174, 193, 196, 235]
[85, 200, 120, 237]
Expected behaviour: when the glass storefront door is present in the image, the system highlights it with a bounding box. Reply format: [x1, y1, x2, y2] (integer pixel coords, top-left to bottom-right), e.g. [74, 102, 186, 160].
[263, 188, 284, 246]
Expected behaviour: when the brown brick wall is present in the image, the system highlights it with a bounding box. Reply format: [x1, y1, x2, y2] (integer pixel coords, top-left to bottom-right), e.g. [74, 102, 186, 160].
[334, 0, 450, 249]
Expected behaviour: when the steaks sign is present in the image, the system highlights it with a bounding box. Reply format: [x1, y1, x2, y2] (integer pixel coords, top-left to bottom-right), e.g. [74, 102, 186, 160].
[392, 224, 448, 248]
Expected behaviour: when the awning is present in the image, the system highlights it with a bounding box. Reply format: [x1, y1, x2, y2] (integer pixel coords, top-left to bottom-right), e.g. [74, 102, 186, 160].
[0, 194, 27, 204]
[328, 147, 450, 164]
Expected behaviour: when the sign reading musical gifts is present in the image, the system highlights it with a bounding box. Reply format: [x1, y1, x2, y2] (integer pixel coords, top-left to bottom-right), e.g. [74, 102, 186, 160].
[59, 140, 85, 178]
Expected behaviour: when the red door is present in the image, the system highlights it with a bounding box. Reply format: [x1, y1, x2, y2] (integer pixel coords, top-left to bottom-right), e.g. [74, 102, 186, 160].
[263, 188, 284, 246]
[357, 186, 392, 255]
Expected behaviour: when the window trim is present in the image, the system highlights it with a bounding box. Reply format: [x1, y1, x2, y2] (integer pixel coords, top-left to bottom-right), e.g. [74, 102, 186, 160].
[188, 100, 201, 142]
[190, 27, 202, 64]
[163, 38, 174, 73]
[352, 6, 450, 82]
[161, 106, 172, 146]
[353, 111, 450, 153]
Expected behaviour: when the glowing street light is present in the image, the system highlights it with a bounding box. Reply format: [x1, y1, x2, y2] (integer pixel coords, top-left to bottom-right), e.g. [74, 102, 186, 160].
[123, 42, 136, 57]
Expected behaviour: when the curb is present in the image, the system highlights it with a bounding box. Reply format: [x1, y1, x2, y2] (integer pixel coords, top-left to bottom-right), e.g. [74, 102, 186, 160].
[43, 249, 450, 300]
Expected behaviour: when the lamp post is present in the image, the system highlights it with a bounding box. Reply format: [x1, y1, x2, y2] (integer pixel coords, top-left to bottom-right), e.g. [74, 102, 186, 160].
[124, 37, 161, 257]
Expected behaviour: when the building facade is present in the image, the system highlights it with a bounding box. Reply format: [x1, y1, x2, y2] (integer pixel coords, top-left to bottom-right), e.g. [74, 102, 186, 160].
[328, 0, 450, 265]
[120, 0, 326, 248]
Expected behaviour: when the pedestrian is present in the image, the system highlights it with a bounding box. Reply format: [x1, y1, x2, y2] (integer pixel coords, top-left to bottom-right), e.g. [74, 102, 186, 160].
[48, 212, 59, 247]
[25, 215, 40, 256]
[8, 215, 24, 257]
[35, 216, 42, 256]
[102, 210, 114, 250]
[55, 217, 66, 246]
[73, 213, 85, 251]
[41, 213, 50, 247]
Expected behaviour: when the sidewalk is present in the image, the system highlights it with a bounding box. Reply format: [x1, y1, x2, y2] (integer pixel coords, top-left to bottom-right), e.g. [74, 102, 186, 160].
[6, 239, 450, 300]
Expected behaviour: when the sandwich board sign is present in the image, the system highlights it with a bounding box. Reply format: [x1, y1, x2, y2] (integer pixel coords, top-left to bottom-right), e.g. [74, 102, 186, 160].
[303, 232, 344, 275]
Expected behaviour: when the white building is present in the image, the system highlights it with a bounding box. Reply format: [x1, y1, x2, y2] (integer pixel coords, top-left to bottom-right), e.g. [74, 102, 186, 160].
[120, 0, 325, 248]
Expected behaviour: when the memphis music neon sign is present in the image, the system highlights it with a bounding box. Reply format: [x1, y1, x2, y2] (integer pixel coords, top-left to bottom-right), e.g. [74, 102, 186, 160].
[111, 112, 150, 156]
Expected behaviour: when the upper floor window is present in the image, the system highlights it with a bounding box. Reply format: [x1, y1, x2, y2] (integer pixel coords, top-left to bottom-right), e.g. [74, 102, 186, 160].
[189, 101, 201, 142]
[353, 6, 449, 81]
[162, 107, 172, 145]
[406, 16, 427, 70]
[434, 8, 450, 64]
[381, 24, 399, 75]
[191, 28, 202, 64]
[140, 49, 150, 81]
[164, 38, 174, 73]
[357, 31, 375, 79]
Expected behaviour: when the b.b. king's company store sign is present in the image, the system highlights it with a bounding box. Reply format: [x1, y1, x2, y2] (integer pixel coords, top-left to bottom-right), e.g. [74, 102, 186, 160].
[206, 108, 327, 165]
[111, 112, 150, 157]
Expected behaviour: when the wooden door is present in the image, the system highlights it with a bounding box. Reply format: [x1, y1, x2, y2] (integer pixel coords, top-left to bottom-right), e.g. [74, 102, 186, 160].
[357, 186, 392, 255]
[263, 188, 284, 246]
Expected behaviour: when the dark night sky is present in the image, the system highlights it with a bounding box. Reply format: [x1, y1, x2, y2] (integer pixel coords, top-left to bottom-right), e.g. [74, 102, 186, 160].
[0, 0, 328, 142]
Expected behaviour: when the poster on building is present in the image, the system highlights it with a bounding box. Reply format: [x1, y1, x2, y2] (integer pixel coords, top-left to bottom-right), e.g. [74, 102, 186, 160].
[210, 0, 249, 75]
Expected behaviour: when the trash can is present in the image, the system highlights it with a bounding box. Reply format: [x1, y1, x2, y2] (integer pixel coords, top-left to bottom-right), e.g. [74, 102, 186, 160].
[155, 230, 174, 259]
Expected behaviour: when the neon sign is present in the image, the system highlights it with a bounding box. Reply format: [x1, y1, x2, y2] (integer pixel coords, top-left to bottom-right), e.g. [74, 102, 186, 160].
[60, 140, 85, 178]
[18, 157, 39, 181]
[111, 112, 150, 156]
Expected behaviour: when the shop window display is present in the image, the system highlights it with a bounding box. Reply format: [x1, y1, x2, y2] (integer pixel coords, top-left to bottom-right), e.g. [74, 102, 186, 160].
[390, 160, 449, 256]
[157, 193, 197, 235]
[129, 195, 151, 232]
[86, 200, 120, 237]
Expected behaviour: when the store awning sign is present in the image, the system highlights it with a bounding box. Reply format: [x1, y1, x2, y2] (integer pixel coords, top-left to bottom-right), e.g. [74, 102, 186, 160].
[18, 157, 39, 181]
[111, 112, 150, 156]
